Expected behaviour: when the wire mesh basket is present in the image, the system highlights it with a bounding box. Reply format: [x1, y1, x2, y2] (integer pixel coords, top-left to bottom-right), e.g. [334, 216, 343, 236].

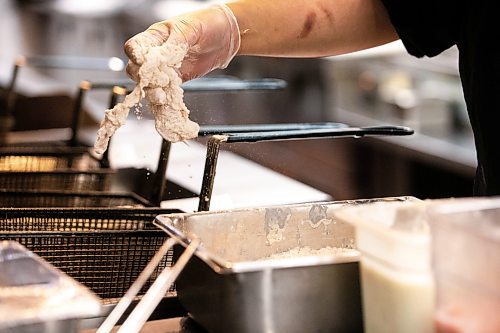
[0, 208, 179, 302]
[0, 146, 101, 171]
[0, 169, 115, 191]
[0, 190, 152, 208]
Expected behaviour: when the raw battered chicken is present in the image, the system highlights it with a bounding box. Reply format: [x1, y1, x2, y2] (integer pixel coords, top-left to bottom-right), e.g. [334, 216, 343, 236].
[94, 41, 200, 154]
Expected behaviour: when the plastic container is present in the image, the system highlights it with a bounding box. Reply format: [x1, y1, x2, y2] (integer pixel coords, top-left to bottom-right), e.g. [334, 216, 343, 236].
[334, 199, 434, 333]
[427, 197, 500, 333]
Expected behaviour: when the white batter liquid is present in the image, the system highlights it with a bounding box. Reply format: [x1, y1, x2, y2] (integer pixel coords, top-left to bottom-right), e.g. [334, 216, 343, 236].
[361, 256, 434, 333]
[262, 246, 358, 260]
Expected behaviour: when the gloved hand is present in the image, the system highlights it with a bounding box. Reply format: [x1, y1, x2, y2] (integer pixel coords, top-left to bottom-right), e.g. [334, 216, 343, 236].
[124, 4, 241, 82]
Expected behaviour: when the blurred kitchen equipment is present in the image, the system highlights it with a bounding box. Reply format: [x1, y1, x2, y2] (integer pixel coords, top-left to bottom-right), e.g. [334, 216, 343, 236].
[0, 81, 126, 188]
[0, 241, 101, 333]
[149, 196, 416, 333]
[1, 75, 188, 203]
[2, 55, 125, 145]
[334, 199, 431, 333]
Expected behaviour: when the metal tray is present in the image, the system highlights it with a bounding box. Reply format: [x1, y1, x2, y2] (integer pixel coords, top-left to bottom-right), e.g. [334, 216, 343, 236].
[154, 196, 418, 333]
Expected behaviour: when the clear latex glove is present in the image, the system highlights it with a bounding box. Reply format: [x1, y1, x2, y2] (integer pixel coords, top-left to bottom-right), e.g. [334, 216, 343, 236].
[124, 4, 240, 82]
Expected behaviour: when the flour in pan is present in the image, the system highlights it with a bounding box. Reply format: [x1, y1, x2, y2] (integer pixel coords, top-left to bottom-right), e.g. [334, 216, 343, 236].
[94, 41, 199, 154]
[262, 246, 359, 260]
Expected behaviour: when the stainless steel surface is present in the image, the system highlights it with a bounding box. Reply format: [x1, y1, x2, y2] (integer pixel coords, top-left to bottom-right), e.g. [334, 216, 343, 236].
[79, 297, 186, 330]
[117, 238, 200, 333]
[98, 238, 178, 333]
[0, 241, 101, 333]
[154, 197, 417, 333]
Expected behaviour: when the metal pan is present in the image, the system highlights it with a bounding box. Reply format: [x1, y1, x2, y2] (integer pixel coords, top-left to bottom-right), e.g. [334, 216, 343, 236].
[153, 196, 418, 333]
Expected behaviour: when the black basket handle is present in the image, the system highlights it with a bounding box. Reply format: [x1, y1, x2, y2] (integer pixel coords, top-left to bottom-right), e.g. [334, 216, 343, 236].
[198, 122, 347, 135]
[219, 125, 413, 143]
[197, 124, 414, 211]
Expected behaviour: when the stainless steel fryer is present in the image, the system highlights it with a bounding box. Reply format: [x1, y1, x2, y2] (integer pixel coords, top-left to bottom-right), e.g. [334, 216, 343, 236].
[151, 196, 417, 333]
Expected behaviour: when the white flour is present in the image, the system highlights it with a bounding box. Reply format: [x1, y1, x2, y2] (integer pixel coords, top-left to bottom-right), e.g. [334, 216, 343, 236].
[262, 246, 358, 260]
[94, 41, 200, 154]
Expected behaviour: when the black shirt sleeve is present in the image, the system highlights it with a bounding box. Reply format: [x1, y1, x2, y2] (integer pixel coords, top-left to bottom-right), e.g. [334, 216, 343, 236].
[379, 0, 463, 57]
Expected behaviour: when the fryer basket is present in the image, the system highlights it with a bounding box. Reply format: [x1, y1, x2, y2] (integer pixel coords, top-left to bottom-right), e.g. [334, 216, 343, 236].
[0, 208, 179, 302]
[0, 190, 152, 208]
[0, 146, 101, 171]
[0, 169, 115, 191]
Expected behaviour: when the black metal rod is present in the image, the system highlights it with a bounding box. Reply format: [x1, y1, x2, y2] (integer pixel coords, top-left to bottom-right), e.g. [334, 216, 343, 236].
[198, 122, 348, 135]
[222, 126, 414, 143]
[198, 136, 227, 211]
[4, 59, 23, 117]
[150, 140, 171, 206]
[70, 81, 91, 147]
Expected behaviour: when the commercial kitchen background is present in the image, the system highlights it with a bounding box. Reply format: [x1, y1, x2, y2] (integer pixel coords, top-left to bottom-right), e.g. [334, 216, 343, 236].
[0, 0, 475, 209]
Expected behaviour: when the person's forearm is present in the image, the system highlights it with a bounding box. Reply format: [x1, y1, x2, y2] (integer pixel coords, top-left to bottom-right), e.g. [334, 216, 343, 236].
[226, 0, 398, 57]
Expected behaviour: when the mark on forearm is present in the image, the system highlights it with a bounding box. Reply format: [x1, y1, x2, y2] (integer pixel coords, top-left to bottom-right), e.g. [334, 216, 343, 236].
[298, 12, 317, 39]
[319, 4, 334, 24]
